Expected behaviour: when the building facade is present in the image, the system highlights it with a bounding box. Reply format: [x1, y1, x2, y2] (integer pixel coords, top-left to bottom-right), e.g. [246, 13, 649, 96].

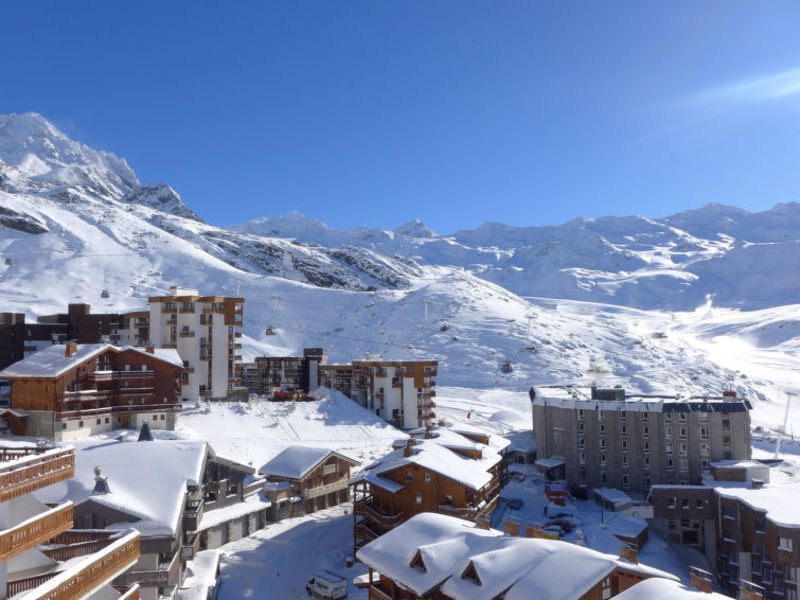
[650, 461, 799, 600]
[147, 286, 245, 402]
[531, 385, 752, 496]
[319, 358, 437, 429]
[0, 444, 140, 600]
[0, 343, 184, 441]
[241, 348, 326, 396]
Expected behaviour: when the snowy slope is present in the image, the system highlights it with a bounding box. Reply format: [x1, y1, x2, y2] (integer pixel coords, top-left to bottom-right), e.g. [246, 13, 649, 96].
[0, 112, 796, 434]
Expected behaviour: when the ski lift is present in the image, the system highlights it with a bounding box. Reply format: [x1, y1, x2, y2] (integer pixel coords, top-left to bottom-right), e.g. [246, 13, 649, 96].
[101, 289, 110, 299]
[501, 360, 513, 374]
[265, 326, 276, 336]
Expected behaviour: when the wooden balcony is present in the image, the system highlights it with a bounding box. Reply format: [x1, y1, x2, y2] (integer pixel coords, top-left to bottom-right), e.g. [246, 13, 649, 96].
[0, 501, 73, 562]
[202, 307, 224, 314]
[161, 306, 177, 314]
[0, 448, 75, 503]
[11, 531, 139, 600]
[304, 480, 349, 500]
[179, 330, 196, 338]
[113, 547, 179, 588]
[179, 307, 195, 314]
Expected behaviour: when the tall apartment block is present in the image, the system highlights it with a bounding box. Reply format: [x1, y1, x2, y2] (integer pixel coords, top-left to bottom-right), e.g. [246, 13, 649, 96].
[240, 348, 326, 396]
[146, 287, 245, 402]
[531, 385, 752, 496]
[320, 358, 437, 429]
[0, 444, 140, 599]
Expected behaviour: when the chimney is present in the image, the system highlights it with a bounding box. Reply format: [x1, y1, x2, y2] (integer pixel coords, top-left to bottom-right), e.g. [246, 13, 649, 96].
[146, 345, 155, 354]
[619, 543, 638, 565]
[689, 566, 713, 594]
[404, 438, 414, 457]
[92, 465, 111, 495]
[64, 343, 78, 358]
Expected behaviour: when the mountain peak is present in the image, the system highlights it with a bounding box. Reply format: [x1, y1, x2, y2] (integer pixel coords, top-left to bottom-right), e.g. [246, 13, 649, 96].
[120, 184, 202, 222]
[0, 112, 138, 200]
[394, 218, 436, 238]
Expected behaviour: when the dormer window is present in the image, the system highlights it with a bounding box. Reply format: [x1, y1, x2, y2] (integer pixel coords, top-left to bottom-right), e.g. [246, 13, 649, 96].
[461, 561, 482, 585]
[410, 550, 427, 572]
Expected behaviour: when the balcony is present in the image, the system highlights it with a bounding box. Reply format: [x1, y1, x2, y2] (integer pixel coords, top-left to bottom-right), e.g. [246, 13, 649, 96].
[0, 448, 75, 503]
[354, 499, 406, 531]
[0, 502, 73, 562]
[64, 389, 111, 402]
[202, 307, 224, 314]
[179, 307, 195, 314]
[234, 331, 242, 338]
[10, 530, 140, 600]
[179, 330, 196, 338]
[161, 306, 177, 314]
[113, 546, 179, 588]
[304, 480, 349, 500]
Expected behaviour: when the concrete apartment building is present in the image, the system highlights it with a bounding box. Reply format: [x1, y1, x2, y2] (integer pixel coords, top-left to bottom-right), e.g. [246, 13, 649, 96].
[240, 348, 326, 396]
[319, 357, 437, 429]
[650, 460, 800, 600]
[144, 286, 245, 402]
[531, 385, 752, 496]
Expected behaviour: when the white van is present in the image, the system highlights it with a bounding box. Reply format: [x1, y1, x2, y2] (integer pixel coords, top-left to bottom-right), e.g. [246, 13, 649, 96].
[305, 571, 347, 599]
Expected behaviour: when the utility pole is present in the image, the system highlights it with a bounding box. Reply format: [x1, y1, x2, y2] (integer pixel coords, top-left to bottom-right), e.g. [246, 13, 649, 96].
[775, 391, 796, 459]
[526, 314, 533, 336]
[234, 278, 243, 297]
[424, 300, 431, 322]
[271, 295, 280, 311]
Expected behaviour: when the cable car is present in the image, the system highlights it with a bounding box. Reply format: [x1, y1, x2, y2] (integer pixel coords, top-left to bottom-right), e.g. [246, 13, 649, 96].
[265, 326, 276, 336]
[101, 289, 110, 299]
[501, 360, 513, 374]
[3, 258, 10, 266]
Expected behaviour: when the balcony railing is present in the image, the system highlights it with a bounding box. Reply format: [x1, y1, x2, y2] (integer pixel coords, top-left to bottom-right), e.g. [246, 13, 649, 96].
[161, 306, 177, 314]
[179, 307, 195, 314]
[113, 546, 179, 588]
[202, 307, 224, 314]
[179, 330, 196, 338]
[0, 501, 73, 562]
[303, 480, 348, 500]
[10, 530, 139, 600]
[354, 499, 406, 529]
[0, 448, 75, 503]
[116, 585, 140, 600]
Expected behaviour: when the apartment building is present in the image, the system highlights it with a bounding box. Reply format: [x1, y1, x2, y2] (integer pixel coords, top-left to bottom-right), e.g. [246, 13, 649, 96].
[650, 460, 799, 600]
[530, 385, 752, 496]
[147, 286, 245, 402]
[0, 443, 140, 600]
[319, 358, 437, 429]
[241, 348, 326, 396]
[0, 312, 68, 370]
[357, 512, 681, 600]
[0, 343, 184, 441]
[351, 426, 508, 551]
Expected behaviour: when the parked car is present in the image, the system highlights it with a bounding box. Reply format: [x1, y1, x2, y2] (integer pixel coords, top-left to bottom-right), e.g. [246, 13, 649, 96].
[545, 519, 575, 533]
[306, 572, 347, 599]
[507, 498, 524, 510]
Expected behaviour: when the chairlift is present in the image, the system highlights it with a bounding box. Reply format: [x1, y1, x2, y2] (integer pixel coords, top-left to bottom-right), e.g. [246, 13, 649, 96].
[265, 326, 276, 336]
[101, 289, 110, 299]
[501, 360, 513, 374]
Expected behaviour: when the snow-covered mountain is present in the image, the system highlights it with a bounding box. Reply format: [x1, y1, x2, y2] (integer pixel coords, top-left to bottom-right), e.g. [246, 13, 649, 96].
[0, 112, 797, 430]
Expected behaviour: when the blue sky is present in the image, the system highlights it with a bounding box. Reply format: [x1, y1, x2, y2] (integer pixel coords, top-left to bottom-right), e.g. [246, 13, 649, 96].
[2, 1, 800, 232]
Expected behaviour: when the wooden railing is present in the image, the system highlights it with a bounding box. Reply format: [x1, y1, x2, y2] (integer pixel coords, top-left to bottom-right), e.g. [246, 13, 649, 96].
[11, 531, 139, 600]
[0, 448, 75, 503]
[304, 480, 348, 500]
[113, 547, 179, 588]
[0, 502, 73, 562]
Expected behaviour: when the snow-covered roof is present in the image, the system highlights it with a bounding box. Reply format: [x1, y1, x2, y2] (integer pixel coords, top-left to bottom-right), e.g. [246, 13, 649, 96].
[532, 386, 751, 412]
[259, 445, 358, 480]
[357, 513, 678, 600]
[178, 549, 221, 600]
[535, 457, 565, 469]
[614, 578, 732, 599]
[0, 343, 183, 378]
[34, 439, 208, 537]
[197, 494, 271, 532]
[593, 488, 633, 509]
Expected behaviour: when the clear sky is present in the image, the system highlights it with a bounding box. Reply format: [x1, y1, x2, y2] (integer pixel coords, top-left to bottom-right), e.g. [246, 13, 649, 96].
[2, 1, 800, 232]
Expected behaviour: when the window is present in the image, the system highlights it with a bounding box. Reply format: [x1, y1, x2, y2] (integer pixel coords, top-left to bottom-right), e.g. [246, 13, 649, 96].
[601, 576, 612, 600]
[678, 412, 687, 423]
[622, 455, 628, 467]
[755, 519, 766, 533]
[700, 443, 710, 456]
[78, 421, 83, 427]
[62, 422, 67, 430]
[779, 537, 794, 551]
[577, 409, 584, 421]
[406, 470, 413, 481]
[578, 438, 585, 449]
[668, 497, 676, 508]
[643, 426, 649, 437]
[579, 452, 586, 465]
[578, 423, 584, 433]
[701, 459, 709, 468]
[599, 439, 606, 449]
[665, 412, 673, 422]
[723, 506, 736, 519]
[96, 419, 101, 425]
[787, 566, 796, 580]
[601, 472, 607, 485]
[682, 498, 690, 509]
[644, 457, 651, 468]
[696, 499, 704, 509]
[642, 412, 649, 422]
[619, 412, 627, 422]
[621, 440, 628, 451]
[644, 476, 651, 487]
[679, 459, 688, 471]
[424, 473, 431, 483]
[667, 458, 674, 469]
[679, 427, 687, 438]
[600, 453, 607, 466]
[700, 427, 709, 438]
[415, 493, 422, 505]
[599, 424, 606, 434]
[620, 424, 627, 435]
[665, 443, 673, 455]
[666, 426, 673, 439]
[622, 474, 629, 486]
[598, 410, 605, 421]
[680, 443, 688, 455]
[699, 412, 709, 422]
[644, 441, 650, 453]
[722, 419, 730, 430]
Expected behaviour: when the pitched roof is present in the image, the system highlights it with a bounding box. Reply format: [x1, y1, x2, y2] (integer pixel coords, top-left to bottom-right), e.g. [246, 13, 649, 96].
[259, 445, 358, 480]
[357, 513, 678, 600]
[0, 343, 184, 378]
[614, 578, 732, 599]
[35, 439, 208, 537]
